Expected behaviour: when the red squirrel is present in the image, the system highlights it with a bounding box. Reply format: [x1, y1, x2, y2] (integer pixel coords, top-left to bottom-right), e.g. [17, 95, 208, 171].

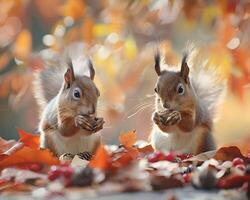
[150, 48, 226, 155]
[33, 55, 104, 159]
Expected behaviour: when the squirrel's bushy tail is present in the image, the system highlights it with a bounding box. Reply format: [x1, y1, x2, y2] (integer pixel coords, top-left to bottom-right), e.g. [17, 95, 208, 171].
[188, 48, 227, 119]
[33, 43, 92, 112]
[33, 58, 65, 111]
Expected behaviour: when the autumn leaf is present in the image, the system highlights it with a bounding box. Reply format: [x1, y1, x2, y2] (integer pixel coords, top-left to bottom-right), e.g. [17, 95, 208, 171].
[111, 152, 133, 171]
[213, 146, 248, 162]
[0, 130, 59, 168]
[119, 130, 137, 148]
[0, 143, 24, 160]
[89, 144, 111, 171]
[183, 150, 216, 162]
[217, 175, 250, 189]
[184, 146, 249, 163]
[138, 144, 154, 154]
[0, 147, 59, 169]
[17, 129, 40, 149]
[0, 168, 46, 183]
[0, 138, 17, 154]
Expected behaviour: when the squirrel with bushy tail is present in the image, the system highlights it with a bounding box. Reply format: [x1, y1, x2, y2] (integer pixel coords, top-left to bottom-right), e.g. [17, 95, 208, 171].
[150, 46, 226, 155]
[33, 49, 104, 160]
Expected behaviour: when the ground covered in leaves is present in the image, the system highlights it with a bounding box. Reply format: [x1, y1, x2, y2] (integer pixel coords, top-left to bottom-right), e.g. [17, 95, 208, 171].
[0, 129, 250, 200]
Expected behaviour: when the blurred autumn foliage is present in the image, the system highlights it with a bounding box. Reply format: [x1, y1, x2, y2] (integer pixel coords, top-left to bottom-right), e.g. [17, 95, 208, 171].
[0, 0, 249, 145]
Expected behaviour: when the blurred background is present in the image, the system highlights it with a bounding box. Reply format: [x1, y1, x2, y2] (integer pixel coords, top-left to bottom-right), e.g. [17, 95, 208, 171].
[0, 0, 249, 151]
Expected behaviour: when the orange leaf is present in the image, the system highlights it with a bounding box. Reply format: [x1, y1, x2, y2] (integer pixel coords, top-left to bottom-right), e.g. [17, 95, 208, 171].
[119, 130, 137, 148]
[138, 144, 154, 154]
[89, 144, 111, 171]
[0, 146, 59, 169]
[126, 146, 139, 159]
[111, 152, 133, 171]
[18, 129, 40, 149]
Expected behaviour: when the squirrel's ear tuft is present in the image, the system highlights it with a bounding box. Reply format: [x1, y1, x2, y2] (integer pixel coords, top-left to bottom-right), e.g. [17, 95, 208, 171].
[88, 59, 95, 80]
[180, 53, 189, 83]
[64, 61, 75, 88]
[154, 51, 161, 76]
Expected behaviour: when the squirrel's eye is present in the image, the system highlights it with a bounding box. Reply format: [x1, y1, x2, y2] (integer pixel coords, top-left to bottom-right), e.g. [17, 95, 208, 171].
[176, 83, 185, 95]
[73, 88, 82, 100]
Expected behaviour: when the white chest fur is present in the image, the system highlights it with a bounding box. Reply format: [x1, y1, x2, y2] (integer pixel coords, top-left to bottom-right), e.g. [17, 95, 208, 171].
[151, 125, 202, 154]
[49, 130, 100, 156]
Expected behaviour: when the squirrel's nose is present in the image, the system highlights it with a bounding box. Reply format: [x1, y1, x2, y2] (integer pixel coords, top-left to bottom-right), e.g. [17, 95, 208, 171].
[88, 105, 96, 115]
[163, 102, 170, 109]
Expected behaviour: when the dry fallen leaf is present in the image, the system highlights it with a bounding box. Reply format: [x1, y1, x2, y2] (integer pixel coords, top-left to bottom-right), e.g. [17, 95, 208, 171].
[0, 146, 59, 169]
[213, 146, 248, 162]
[138, 144, 154, 154]
[119, 130, 137, 148]
[217, 174, 250, 189]
[0, 129, 59, 169]
[0, 143, 24, 160]
[111, 152, 133, 171]
[89, 144, 111, 171]
[0, 138, 17, 154]
[18, 129, 40, 149]
[0, 168, 46, 183]
[183, 150, 216, 162]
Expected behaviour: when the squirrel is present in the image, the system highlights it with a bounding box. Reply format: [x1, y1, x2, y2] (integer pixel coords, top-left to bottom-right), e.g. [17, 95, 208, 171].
[33, 54, 104, 159]
[150, 47, 226, 155]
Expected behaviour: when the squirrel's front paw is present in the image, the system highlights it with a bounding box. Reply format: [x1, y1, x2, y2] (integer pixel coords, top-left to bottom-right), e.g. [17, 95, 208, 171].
[75, 115, 95, 132]
[153, 112, 169, 132]
[163, 111, 182, 126]
[153, 110, 181, 131]
[75, 115, 104, 133]
[92, 117, 105, 133]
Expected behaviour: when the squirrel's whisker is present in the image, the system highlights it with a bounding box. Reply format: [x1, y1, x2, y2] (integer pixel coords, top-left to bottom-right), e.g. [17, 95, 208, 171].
[127, 104, 154, 119]
[124, 102, 154, 118]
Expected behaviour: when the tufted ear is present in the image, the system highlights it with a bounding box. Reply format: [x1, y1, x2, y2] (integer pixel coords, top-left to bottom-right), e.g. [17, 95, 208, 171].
[64, 61, 75, 88]
[154, 51, 161, 76]
[180, 53, 190, 83]
[88, 59, 95, 80]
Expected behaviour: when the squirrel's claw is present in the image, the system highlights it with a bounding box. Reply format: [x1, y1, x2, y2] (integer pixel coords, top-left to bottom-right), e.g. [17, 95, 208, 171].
[165, 111, 181, 125]
[92, 118, 105, 133]
[75, 115, 95, 131]
[153, 110, 181, 128]
[75, 115, 105, 133]
[152, 112, 160, 125]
